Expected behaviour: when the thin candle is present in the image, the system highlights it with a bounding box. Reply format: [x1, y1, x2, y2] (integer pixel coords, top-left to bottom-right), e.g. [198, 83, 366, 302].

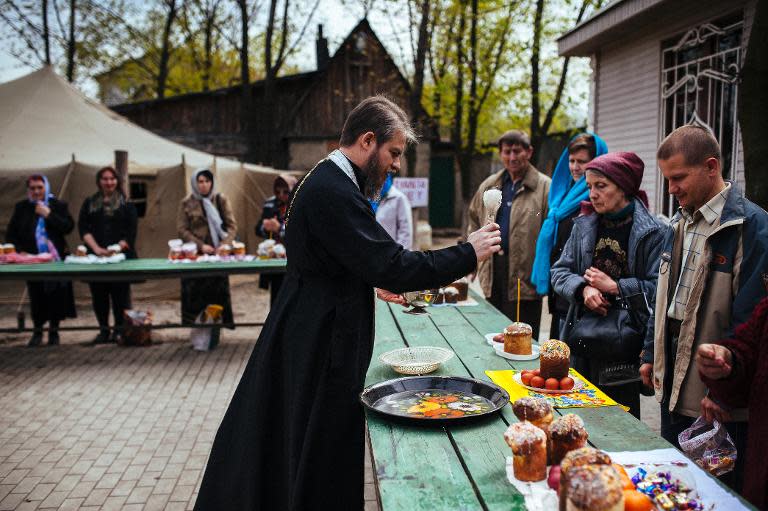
[516, 278, 521, 322]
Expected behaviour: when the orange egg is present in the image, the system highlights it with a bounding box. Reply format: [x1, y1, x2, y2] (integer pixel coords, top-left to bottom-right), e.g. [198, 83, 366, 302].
[530, 376, 545, 388]
[612, 464, 635, 490]
[623, 489, 653, 511]
[544, 378, 560, 390]
[559, 377, 575, 390]
[521, 372, 534, 385]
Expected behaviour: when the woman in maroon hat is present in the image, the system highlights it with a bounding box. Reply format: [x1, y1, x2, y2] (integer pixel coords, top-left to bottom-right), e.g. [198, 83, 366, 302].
[551, 152, 669, 418]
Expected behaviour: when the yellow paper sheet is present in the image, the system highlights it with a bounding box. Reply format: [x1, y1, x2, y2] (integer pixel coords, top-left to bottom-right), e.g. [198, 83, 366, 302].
[485, 368, 630, 411]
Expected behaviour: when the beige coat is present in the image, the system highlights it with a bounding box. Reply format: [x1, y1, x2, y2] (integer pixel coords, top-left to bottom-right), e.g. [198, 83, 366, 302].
[177, 193, 237, 249]
[651, 190, 756, 420]
[467, 165, 551, 301]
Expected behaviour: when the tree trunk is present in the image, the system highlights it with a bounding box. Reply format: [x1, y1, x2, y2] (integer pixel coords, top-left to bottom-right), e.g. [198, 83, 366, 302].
[452, 2, 468, 199]
[460, 0, 479, 201]
[529, 0, 544, 152]
[203, 13, 213, 91]
[66, 0, 76, 82]
[236, 0, 253, 160]
[740, 0, 768, 210]
[157, 0, 178, 99]
[42, 0, 51, 65]
[406, 0, 432, 177]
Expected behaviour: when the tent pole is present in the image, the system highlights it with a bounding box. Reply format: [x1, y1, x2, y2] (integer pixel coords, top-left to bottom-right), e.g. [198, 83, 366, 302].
[115, 150, 129, 198]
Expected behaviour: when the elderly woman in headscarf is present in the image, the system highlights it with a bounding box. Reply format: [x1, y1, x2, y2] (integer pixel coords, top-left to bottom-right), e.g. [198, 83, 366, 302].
[177, 168, 238, 330]
[531, 133, 608, 338]
[6, 174, 76, 346]
[255, 173, 297, 302]
[551, 152, 669, 418]
[79, 166, 138, 344]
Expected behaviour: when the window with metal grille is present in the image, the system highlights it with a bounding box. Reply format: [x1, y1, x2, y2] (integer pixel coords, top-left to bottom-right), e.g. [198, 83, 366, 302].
[659, 14, 743, 217]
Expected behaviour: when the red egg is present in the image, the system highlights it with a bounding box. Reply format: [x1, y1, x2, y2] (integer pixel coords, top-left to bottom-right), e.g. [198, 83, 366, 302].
[559, 377, 575, 390]
[544, 378, 560, 390]
[530, 376, 545, 388]
[521, 372, 534, 385]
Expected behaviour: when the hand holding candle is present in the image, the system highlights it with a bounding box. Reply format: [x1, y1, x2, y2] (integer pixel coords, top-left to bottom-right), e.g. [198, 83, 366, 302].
[482, 188, 502, 225]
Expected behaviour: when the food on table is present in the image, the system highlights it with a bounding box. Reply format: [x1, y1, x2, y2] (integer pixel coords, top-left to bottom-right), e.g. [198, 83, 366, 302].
[560, 376, 575, 390]
[75, 245, 88, 257]
[272, 243, 286, 258]
[168, 239, 183, 260]
[559, 447, 613, 511]
[504, 421, 547, 482]
[513, 396, 554, 462]
[232, 241, 246, 256]
[564, 464, 624, 511]
[521, 372, 534, 385]
[374, 389, 495, 419]
[540, 339, 571, 379]
[612, 464, 635, 490]
[622, 489, 653, 511]
[450, 277, 469, 301]
[550, 413, 588, 465]
[182, 242, 198, 260]
[492, 333, 504, 343]
[218, 243, 232, 256]
[2, 243, 15, 254]
[503, 322, 533, 355]
[630, 468, 703, 510]
[548, 465, 562, 491]
[530, 375, 545, 388]
[512, 397, 553, 429]
[106, 243, 122, 256]
[433, 288, 445, 304]
[545, 378, 560, 390]
[443, 286, 460, 304]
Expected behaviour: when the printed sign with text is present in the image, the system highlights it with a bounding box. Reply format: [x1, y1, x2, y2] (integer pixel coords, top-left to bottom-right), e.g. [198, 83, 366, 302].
[393, 177, 429, 207]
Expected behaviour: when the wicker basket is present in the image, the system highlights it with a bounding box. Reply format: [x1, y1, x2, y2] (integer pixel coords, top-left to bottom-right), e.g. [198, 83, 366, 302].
[379, 346, 454, 375]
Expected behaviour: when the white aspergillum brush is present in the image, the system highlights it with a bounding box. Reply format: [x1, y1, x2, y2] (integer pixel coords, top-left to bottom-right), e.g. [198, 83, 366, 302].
[483, 188, 502, 224]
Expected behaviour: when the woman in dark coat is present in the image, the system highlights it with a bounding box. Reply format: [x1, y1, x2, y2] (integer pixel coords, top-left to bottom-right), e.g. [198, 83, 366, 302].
[6, 174, 76, 346]
[78, 166, 138, 344]
[697, 296, 768, 510]
[551, 152, 668, 418]
[531, 133, 607, 338]
[177, 168, 238, 329]
[255, 173, 297, 302]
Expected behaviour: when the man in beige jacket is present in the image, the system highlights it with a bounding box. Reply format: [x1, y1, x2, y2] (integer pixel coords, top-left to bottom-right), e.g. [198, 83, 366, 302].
[640, 125, 768, 490]
[467, 130, 551, 339]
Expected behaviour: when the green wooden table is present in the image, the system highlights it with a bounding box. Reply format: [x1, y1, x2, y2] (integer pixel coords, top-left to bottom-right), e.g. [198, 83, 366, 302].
[365, 291, 754, 510]
[0, 258, 287, 282]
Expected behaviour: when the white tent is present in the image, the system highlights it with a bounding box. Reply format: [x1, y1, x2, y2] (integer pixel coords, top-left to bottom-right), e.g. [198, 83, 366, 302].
[0, 66, 296, 259]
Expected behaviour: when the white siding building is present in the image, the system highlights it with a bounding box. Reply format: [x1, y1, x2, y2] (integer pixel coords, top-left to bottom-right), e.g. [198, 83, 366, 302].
[558, 0, 757, 216]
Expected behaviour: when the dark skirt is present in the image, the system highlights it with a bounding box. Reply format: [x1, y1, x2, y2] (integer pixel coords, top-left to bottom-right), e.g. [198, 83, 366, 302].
[571, 354, 641, 419]
[27, 281, 76, 324]
[181, 276, 234, 328]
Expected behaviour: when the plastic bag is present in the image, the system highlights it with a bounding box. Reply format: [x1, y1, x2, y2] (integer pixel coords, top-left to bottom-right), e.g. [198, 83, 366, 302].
[678, 416, 737, 476]
[190, 304, 224, 351]
[122, 309, 153, 346]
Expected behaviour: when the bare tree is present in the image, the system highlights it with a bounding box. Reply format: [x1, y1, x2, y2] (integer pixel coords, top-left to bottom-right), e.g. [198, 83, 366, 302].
[404, 0, 432, 176]
[157, 0, 179, 98]
[530, 0, 598, 161]
[43, 0, 51, 64]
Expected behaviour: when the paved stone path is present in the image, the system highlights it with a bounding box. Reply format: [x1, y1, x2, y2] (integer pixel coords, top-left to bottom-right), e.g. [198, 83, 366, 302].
[0, 333, 379, 511]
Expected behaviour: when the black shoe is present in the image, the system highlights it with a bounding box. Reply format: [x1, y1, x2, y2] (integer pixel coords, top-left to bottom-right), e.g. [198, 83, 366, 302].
[27, 331, 43, 347]
[48, 330, 60, 346]
[92, 330, 111, 344]
[110, 330, 123, 344]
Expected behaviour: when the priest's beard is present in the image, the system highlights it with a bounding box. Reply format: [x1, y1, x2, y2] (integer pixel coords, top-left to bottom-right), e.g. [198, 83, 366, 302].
[362, 151, 389, 201]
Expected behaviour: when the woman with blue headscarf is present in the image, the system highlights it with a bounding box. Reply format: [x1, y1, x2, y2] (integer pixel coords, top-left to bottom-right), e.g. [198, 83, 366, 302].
[530, 133, 608, 338]
[6, 174, 76, 346]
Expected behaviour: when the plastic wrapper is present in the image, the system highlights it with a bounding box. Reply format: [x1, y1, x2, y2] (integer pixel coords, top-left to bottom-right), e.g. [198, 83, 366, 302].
[122, 309, 153, 346]
[678, 417, 737, 476]
[190, 304, 224, 351]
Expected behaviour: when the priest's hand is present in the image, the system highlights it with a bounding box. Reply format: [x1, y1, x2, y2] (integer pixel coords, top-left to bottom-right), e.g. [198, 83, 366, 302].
[376, 288, 407, 306]
[467, 222, 501, 262]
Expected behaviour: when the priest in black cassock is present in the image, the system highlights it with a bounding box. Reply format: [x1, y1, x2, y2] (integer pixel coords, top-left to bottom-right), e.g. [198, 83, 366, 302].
[194, 96, 501, 510]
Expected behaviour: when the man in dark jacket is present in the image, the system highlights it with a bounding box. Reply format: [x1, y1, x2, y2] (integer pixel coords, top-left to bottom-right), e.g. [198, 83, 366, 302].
[6, 174, 76, 346]
[194, 96, 501, 510]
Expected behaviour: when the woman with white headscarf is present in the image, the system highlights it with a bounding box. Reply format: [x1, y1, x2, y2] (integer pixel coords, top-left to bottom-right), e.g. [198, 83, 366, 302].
[177, 169, 238, 329]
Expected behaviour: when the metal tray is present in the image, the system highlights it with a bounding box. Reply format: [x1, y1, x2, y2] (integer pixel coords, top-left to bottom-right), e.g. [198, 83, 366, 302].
[360, 375, 509, 424]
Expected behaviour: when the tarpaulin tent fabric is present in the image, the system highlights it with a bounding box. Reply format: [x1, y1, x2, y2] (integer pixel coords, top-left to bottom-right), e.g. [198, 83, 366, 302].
[0, 66, 302, 259]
